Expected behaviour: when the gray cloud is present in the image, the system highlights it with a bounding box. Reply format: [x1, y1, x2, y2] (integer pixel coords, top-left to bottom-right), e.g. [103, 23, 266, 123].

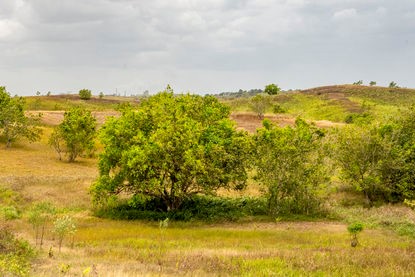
[1, 0, 415, 95]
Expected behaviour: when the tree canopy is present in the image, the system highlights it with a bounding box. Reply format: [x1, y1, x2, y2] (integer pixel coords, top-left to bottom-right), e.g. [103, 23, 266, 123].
[0, 87, 41, 148]
[79, 89, 92, 100]
[264, 83, 281, 95]
[92, 91, 250, 211]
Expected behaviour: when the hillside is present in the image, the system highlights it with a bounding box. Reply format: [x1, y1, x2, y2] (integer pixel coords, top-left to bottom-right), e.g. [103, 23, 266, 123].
[223, 84, 415, 125]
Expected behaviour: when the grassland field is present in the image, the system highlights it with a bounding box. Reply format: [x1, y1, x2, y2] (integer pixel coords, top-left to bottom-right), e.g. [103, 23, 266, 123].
[1, 85, 415, 276]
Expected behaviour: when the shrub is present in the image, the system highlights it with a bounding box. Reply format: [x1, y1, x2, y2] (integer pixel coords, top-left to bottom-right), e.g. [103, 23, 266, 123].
[94, 195, 268, 222]
[0, 226, 34, 276]
[79, 89, 92, 100]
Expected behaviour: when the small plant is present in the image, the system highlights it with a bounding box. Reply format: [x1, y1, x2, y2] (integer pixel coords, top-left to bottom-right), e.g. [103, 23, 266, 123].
[353, 80, 363, 85]
[59, 263, 71, 275]
[347, 222, 364, 247]
[53, 215, 77, 252]
[404, 199, 415, 209]
[369, 81, 376, 86]
[28, 202, 56, 247]
[2, 206, 20, 220]
[157, 218, 169, 272]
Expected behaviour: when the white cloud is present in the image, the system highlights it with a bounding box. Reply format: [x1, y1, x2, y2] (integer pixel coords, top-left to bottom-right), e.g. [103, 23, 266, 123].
[0, 19, 23, 39]
[333, 8, 357, 20]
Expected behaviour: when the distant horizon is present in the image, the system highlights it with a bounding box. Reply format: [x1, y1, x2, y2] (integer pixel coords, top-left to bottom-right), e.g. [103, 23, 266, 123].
[7, 82, 412, 98]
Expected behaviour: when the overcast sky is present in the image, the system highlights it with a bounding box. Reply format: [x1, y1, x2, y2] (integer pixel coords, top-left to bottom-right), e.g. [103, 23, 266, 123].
[1, 0, 414, 95]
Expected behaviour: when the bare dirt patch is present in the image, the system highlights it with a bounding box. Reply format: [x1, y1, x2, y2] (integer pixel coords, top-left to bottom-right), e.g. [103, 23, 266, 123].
[28, 110, 119, 126]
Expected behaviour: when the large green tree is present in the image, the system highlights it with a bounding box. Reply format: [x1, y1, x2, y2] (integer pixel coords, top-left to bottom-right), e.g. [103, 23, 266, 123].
[0, 87, 41, 148]
[49, 107, 96, 162]
[253, 119, 328, 215]
[92, 92, 250, 211]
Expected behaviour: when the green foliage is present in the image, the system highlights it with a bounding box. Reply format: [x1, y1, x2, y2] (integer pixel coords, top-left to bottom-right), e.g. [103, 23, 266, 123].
[369, 81, 377, 86]
[0, 87, 42, 148]
[49, 107, 97, 162]
[344, 112, 373, 125]
[332, 126, 388, 205]
[28, 202, 56, 247]
[94, 195, 267, 221]
[92, 91, 250, 211]
[0, 227, 34, 276]
[53, 215, 77, 252]
[79, 89, 92, 100]
[347, 222, 364, 234]
[264, 83, 281, 95]
[272, 104, 287, 114]
[2, 206, 20, 220]
[253, 118, 328, 216]
[250, 93, 271, 119]
[332, 112, 415, 205]
[347, 222, 364, 247]
[353, 80, 363, 85]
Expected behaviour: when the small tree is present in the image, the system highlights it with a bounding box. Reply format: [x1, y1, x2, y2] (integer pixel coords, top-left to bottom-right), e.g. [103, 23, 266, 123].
[0, 87, 42, 148]
[49, 107, 96, 162]
[99, 92, 104, 99]
[254, 119, 328, 215]
[369, 81, 376, 86]
[347, 222, 363, 247]
[79, 89, 92, 100]
[389, 81, 399, 88]
[250, 93, 271, 119]
[353, 80, 363, 85]
[332, 126, 389, 205]
[28, 202, 56, 247]
[264, 84, 281, 95]
[53, 215, 77, 252]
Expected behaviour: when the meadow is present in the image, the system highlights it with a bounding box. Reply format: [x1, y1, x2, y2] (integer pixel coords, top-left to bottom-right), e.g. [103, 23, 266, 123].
[1, 85, 415, 276]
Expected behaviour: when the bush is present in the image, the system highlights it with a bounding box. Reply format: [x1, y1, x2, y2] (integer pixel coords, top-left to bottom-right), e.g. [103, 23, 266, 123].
[273, 104, 287, 114]
[0, 226, 34, 276]
[94, 195, 268, 222]
[1, 206, 20, 220]
[79, 89, 92, 100]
